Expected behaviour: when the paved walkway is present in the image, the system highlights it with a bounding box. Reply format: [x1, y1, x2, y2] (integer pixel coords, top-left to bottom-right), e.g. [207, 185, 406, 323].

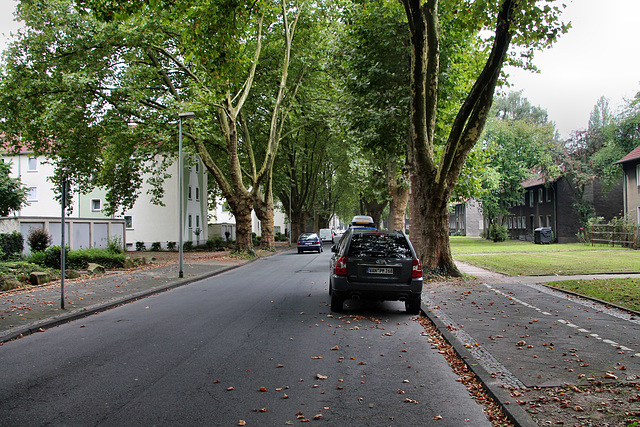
[0, 254, 248, 343]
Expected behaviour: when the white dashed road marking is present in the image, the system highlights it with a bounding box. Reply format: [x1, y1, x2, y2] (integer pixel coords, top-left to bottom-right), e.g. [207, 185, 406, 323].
[483, 283, 637, 355]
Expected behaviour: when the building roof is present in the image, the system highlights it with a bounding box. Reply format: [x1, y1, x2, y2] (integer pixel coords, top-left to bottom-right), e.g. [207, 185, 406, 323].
[521, 168, 561, 189]
[615, 145, 640, 164]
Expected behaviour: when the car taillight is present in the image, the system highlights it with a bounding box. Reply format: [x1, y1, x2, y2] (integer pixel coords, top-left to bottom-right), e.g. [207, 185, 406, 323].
[335, 256, 348, 276]
[412, 258, 423, 278]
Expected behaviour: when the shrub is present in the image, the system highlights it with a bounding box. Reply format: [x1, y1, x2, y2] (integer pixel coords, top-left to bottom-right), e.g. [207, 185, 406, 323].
[206, 237, 226, 251]
[135, 241, 146, 251]
[0, 231, 23, 260]
[107, 235, 124, 254]
[44, 245, 69, 269]
[488, 224, 508, 242]
[28, 251, 47, 266]
[167, 241, 176, 251]
[67, 248, 126, 269]
[150, 242, 162, 251]
[183, 241, 193, 251]
[27, 227, 52, 252]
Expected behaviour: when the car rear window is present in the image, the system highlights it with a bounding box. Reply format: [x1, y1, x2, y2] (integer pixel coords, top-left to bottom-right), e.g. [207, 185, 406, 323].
[299, 233, 318, 241]
[347, 232, 412, 258]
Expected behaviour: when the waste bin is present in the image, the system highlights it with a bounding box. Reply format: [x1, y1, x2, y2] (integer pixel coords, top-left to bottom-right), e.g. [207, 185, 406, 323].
[534, 227, 553, 244]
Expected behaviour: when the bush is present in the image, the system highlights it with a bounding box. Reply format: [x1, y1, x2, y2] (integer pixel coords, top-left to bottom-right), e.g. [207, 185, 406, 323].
[135, 241, 146, 251]
[27, 228, 52, 252]
[44, 245, 69, 269]
[150, 242, 162, 251]
[488, 224, 508, 242]
[107, 236, 124, 254]
[167, 241, 176, 251]
[206, 237, 227, 251]
[0, 231, 23, 260]
[28, 251, 47, 266]
[183, 241, 193, 251]
[67, 248, 126, 269]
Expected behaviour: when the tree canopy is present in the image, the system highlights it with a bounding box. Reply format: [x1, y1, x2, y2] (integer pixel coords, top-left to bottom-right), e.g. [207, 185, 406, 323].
[0, 161, 28, 217]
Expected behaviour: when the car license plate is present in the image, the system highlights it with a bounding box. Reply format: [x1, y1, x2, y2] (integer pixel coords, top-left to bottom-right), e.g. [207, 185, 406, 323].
[367, 267, 393, 275]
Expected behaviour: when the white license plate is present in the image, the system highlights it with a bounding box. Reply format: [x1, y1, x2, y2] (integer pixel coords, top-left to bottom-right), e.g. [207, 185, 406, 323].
[367, 267, 393, 275]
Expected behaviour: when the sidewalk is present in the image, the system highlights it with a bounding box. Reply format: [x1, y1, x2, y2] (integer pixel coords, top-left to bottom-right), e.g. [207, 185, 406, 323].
[421, 261, 640, 427]
[0, 252, 252, 343]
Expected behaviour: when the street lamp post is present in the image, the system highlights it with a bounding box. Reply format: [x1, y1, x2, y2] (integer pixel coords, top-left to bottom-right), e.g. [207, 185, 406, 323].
[178, 112, 195, 278]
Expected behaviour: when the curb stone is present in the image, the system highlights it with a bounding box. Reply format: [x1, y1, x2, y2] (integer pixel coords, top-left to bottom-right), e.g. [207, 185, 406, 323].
[420, 299, 539, 427]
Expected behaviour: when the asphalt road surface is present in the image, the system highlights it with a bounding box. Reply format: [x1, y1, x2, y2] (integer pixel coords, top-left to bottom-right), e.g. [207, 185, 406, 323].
[0, 250, 492, 426]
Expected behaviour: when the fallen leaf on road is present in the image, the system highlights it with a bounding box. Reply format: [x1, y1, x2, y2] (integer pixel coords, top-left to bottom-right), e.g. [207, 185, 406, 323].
[317, 374, 327, 380]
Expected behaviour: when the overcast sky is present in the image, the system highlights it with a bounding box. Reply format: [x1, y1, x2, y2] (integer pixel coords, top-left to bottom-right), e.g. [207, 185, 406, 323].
[2, 0, 639, 139]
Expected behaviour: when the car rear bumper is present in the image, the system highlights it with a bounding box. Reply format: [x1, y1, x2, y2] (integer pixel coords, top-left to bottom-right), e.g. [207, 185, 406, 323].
[330, 275, 423, 301]
[298, 244, 322, 252]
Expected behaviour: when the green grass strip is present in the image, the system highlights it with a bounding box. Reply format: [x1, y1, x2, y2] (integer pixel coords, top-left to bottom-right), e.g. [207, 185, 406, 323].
[549, 278, 640, 312]
[455, 251, 640, 276]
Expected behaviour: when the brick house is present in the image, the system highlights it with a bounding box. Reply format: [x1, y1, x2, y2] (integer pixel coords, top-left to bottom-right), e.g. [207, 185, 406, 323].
[615, 144, 640, 224]
[505, 172, 623, 243]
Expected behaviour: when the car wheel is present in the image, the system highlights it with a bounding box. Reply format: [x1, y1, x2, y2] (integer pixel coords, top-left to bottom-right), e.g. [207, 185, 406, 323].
[405, 297, 421, 315]
[298, 249, 302, 254]
[331, 294, 344, 312]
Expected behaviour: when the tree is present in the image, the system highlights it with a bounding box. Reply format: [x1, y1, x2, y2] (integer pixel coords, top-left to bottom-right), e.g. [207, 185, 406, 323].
[477, 92, 560, 233]
[400, 0, 568, 275]
[0, 160, 28, 217]
[0, 0, 305, 252]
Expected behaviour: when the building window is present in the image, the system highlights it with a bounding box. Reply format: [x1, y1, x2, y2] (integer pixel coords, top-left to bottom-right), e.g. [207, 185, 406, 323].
[28, 157, 38, 171]
[546, 215, 552, 228]
[637, 164, 640, 187]
[546, 188, 551, 202]
[188, 214, 192, 228]
[538, 188, 544, 203]
[124, 215, 133, 229]
[529, 190, 534, 207]
[27, 187, 37, 201]
[91, 199, 101, 212]
[195, 161, 200, 173]
[188, 186, 192, 200]
[196, 215, 200, 228]
[195, 187, 200, 201]
[508, 217, 513, 229]
[539, 215, 544, 228]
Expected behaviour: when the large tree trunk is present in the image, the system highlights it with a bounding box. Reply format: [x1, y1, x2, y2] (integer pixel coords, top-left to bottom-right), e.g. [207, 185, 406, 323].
[291, 209, 306, 241]
[412, 171, 458, 275]
[402, 0, 516, 277]
[254, 188, 275, 250]
[233, 199, 254, 252]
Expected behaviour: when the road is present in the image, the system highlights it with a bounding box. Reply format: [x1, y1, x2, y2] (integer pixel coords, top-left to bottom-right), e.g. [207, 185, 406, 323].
[0, 250, 492, 426]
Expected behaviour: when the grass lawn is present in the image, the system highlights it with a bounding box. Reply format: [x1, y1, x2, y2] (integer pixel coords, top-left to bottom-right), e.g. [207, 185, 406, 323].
[450, 236, 623, 255]
[549, 278, 640, 312]
[451, 236, 640, 311]
[451, 236, 639, 276]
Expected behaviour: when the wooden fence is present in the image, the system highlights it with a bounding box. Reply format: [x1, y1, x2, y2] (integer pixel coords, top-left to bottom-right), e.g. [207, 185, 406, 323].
[589, 223, 639, 249]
